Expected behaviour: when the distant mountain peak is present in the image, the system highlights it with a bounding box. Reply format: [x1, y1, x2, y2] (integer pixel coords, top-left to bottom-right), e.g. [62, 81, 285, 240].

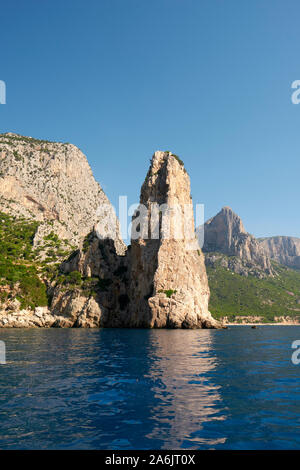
[202, 207, 273, 276]
[205, 206, 247, 236]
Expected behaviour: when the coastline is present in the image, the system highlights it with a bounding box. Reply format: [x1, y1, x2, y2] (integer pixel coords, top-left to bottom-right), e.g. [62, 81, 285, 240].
[221, 315, 300, 326]
[224, 322, 300, 326]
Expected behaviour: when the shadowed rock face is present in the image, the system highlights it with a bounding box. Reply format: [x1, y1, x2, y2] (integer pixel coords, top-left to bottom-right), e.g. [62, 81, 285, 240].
[51, 234, 129, 328]
[259, 236, 300, 270]
[202, 206, 273, 276]
[128, 151, 221, 329]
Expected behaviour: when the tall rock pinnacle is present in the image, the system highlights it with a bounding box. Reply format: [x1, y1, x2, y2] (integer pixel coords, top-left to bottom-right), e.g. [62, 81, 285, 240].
[128, 151, 221, 328]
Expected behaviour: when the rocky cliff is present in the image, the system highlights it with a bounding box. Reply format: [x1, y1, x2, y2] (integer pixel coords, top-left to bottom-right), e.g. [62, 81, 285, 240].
[127, 151, 220, 328]
[0, 139, 221, 328]
[45, 151, 221, 329]
[49, 231, 130, 328]
[202, 207, 273, 277]
[258, 236, 300, 270]
[0, 132, 123, 252]
[0, 132, 125, 326]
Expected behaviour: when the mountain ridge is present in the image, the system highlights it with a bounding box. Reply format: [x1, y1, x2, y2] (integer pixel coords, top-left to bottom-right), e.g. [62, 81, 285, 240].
[258, 236, 300, 270]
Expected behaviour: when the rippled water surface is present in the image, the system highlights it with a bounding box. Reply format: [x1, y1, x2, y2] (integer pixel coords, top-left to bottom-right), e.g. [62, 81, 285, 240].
[0, 326, 299, 449]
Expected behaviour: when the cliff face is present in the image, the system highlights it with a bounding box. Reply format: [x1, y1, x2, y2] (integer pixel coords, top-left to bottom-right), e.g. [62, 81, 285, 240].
[0, 139, 220, 329]
[202, 207, 273, 277]
[0, 133, 126, 327]
[259, 236, 300, 270]
[0, 132, 124, 252]
[128, 151, 220, 328]
[51, 232, 130, 328]
[51, 151, 220, 329]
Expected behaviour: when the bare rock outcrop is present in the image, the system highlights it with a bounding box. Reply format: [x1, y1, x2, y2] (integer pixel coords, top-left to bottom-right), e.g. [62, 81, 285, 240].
[50, 289, 103, 328]
[259, 236, 300, 270]
[0, 132, 124, 252]
[51, 231, 129, 327]
[128, 151, 221, 329]
[202, 206, 273, 277]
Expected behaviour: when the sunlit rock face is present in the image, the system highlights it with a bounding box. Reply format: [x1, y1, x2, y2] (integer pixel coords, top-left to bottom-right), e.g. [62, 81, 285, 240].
[128, 151, 221, 329]
[258, 236, 300, 270]
[0, 132, 125, 253]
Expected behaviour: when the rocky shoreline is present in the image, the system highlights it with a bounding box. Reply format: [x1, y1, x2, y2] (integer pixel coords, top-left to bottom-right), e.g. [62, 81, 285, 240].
[223, 315, 300, 325]
[1, 307, 299, 329]
[1, 315, 299, 328]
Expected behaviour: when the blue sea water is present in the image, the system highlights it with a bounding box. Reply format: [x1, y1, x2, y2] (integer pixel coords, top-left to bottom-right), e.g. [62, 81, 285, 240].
[0, 326, 299, 450]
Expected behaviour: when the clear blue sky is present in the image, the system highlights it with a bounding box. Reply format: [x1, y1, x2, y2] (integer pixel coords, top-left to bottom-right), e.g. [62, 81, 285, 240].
[1, 0, 300, 238]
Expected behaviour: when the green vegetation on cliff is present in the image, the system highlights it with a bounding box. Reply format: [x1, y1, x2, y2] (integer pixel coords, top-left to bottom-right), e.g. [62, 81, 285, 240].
[0, 212, 76, 309]
[207, 256, 300, 322]
[0, 211, 47, 309]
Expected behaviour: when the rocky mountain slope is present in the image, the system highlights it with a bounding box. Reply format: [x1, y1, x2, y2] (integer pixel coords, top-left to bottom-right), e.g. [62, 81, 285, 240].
[0, 132, 123, 251]
[258, 236, 300, 270]
[207, 257, 300, 323]
[201, 207, 300, 323]
[201, 206, 273, 277]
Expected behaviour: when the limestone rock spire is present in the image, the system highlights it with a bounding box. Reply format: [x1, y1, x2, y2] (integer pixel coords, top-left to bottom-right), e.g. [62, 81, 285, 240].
[128, 151, 221, 328]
